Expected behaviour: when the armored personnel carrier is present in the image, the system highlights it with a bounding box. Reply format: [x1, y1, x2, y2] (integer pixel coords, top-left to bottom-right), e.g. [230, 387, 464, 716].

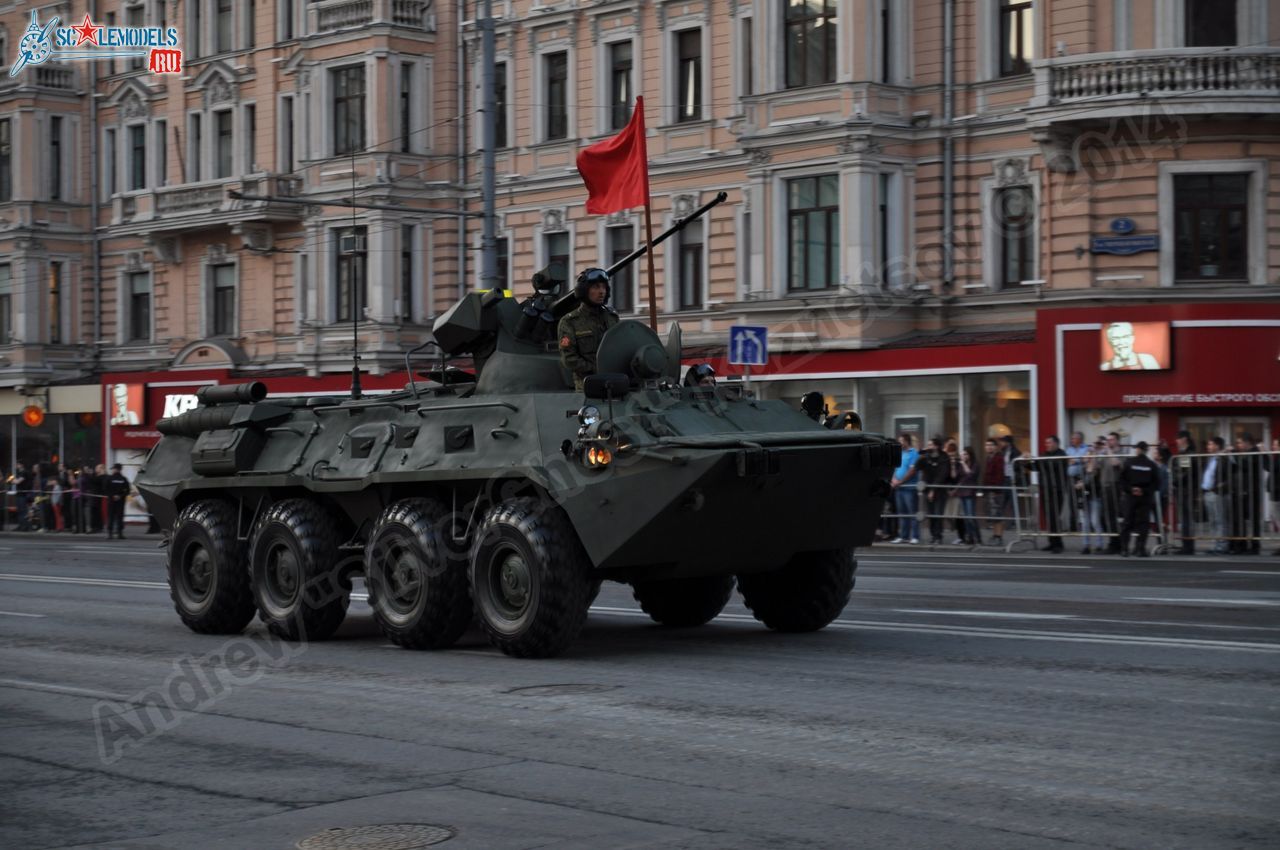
[137, 200, 898, 658]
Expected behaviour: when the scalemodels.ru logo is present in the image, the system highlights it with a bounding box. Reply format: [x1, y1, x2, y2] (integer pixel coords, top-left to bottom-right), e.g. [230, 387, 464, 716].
[9, 10, 183, 78]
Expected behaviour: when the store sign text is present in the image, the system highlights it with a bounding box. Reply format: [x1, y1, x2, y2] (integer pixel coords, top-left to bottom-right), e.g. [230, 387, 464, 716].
[1122, 392, 1280, 405]
[162, 394, 200, 417]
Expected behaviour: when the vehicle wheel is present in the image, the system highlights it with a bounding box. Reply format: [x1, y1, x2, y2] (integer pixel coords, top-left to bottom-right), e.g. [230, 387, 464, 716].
[736, 549, 856, 632]
[631, 576, 735, 627]
[365, 498, 472, 650]
[469, 497, 594, 658]
[168, 500, 256, 634]
[249, 498, 349, 641]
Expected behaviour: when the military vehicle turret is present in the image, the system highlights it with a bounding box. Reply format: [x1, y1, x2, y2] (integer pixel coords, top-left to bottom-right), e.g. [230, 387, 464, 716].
[136, 196, 898, 658]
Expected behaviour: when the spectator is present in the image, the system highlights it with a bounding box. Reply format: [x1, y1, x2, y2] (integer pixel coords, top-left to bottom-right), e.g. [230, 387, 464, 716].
[940, 439, 966, 544]
[919, 437, 952, 546]
[11, 462, 30, 532]
[1201, 437, 1228, 555]
[1079, 439, 1107, 554]
[69, 468, 83, 534]
[1065, 431, 1089, 533]
[1172, 431, 1199, 555]
[1268, 438, 1280, 556]
[105, 463, 131, 539]
[87, 464, 106, 533]
[57, 464, 73, 533]
[1229, 434, 1263, 555]
[890, 434, 920, 544]
[979, 438, 1008, 546]
[1119, 441, 1158, 556]
[1036, 435, 1069, 553]
[955, 447, 982, 545]
[46, 475, 62, 532]
[1098, 432, 1125, 553]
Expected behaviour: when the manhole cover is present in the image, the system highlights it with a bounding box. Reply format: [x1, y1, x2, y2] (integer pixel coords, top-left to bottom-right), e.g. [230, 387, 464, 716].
[296, 824, 453, 850]
[505, 683, 618, 696]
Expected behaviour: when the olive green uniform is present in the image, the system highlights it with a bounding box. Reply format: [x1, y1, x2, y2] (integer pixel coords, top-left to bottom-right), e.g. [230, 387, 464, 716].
[558, 303, 619, 391]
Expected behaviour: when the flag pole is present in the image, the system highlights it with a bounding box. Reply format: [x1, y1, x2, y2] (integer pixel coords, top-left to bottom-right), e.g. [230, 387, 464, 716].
[643, 200, 658, 331]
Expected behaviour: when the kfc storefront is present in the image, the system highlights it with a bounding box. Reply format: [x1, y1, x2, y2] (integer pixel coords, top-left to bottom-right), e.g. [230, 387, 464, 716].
[1036, 303, 1280, 450]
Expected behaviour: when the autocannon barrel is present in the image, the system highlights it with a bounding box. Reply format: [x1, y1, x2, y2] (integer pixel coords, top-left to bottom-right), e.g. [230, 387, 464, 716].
[156, 406, 238, 437]
[196, 381, 267, 406]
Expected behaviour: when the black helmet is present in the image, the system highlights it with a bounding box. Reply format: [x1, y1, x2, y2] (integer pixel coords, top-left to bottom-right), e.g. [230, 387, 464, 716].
[800, 391, 825, 420]
[575, 267, 611, 304]
[684, 363, 716, 387]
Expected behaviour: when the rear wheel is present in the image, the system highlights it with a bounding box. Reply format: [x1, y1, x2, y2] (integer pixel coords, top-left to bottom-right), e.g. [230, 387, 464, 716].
[469, 498, 594, 658]
[736, 549, 856, 632]
[631, 576, 735, 627]
[249, 499, 349, 641]
[168, 500, 256, 634]
[365, 498, 472, 649]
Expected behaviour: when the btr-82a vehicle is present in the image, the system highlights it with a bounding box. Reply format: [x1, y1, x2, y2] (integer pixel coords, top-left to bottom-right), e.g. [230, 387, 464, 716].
[136, 198, 898, 658]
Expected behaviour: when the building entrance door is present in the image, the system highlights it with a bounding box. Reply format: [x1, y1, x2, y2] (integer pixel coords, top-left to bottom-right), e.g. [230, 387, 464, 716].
[1180, 416, 1270, 450]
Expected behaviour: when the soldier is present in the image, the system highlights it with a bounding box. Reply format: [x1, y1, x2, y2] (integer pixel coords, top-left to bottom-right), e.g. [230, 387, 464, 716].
[684, 363, 717, 388]
[558, 268, 619, 392]
[1118, 441, 1158, 556]
[105, 463, 131, 540]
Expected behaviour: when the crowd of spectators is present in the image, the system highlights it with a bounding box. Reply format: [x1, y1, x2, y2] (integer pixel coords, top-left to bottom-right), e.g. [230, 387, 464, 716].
[2, 461, 138, 538]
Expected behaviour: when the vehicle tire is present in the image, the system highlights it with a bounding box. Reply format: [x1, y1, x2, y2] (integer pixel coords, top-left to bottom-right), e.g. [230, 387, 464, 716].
[249, 498, 349, 641]
[631, 576, 735, 627]
[168, 500, 256, 634]
[365, 498, 472, 650]
[736, 549, 856, 632]
[469, 497, 594, 658]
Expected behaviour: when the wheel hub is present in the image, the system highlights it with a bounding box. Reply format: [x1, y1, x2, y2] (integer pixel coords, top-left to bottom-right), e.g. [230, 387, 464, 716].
[267, 545, 300, 605]
[389, 552, 422, 605]
[496, 553, 530, 613]
[187, 548, 212, 595]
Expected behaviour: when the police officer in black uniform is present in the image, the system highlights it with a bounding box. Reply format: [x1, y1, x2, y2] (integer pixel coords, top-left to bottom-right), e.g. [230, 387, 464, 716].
[1118, 441, 1158, 556]
[105, 463, 131, 539]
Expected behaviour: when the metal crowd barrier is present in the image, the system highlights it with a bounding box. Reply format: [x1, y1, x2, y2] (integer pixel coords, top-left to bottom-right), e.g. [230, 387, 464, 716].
[877, 482, 1025, 550]
[1, 488, 153, 534]
[1010, 450, 1279, 556]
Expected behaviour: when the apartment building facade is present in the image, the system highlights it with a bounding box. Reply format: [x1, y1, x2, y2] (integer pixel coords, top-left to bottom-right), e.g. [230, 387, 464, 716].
[1, 0, 1277, 472]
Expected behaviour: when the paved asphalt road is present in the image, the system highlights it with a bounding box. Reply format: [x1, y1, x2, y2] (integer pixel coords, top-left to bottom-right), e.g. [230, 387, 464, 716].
[1, 533, 1278, 849]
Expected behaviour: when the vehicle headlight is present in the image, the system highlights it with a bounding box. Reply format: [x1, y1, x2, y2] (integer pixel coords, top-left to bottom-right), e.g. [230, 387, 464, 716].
[582, 445, 613, 468]
[577, 405, 601, 427]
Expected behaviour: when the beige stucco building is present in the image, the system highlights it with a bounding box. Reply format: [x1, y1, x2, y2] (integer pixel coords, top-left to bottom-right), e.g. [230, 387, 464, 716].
[1, 0, 1278, 469]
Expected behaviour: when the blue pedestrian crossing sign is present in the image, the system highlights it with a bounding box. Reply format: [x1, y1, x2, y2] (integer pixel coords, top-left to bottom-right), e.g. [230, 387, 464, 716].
[729, 325, 768, 366]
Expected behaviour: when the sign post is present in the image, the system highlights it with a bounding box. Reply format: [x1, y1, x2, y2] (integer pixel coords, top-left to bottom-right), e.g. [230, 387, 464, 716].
[728, 325, 768, 395]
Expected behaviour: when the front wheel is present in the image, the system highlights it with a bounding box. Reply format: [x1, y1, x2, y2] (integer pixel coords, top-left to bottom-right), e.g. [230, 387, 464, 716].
[168, 500, 256, 634]
[631, 576, 735, 627]
[736, 549, 856, 632]
[469, 498, 594, 658]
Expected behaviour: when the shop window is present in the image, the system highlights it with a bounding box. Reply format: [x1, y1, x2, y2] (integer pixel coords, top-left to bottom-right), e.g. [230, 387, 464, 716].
[676, 220, 703, 310]
[609, 42, 633, 131]
[544, 230, 569, 275]
[545, 52, 569, 141]
[998, 0, 1033, 77]
[332, 65, 367, 156]
[997, 185, 1035, 288]
[608, 225, 634, 313]
[962, 372, 1031, 463]
[1174, 174, 1248, 282]
[784, 0, 837, 89]
[210, 263, 236, 336]
[787, 174, 839, 292]
[675, 29, 702, 121]
[128, 271, 151, 342]
[335, 226, 368, 323]
[1186, 0, 1236, 46]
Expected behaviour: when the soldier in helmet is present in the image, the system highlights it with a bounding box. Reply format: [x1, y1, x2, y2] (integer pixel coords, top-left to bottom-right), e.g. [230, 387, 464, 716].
[558, 268, 619, 392]
[684, 363, 717, 388]
[800, 391, 827, 423]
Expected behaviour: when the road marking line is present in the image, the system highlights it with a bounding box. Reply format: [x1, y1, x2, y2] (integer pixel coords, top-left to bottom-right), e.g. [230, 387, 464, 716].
[0, 611, 46, 618]
[0, 678, 128, 700]
[1125, 597, 1280, 607]
[0, 573, 167, 589]
[1221, 571, 1280, 577]
[892, 609, 1076, 620]
[861, 560, 1092, 570]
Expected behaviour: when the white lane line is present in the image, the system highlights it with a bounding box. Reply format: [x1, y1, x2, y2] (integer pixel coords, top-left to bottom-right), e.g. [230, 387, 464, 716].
[862, 560, 1092, 570]
[893, 609, 1076, 620]
[0, 678, 128, 700]
[1125, 597, 1280, 607]
[587, 606, 1280, 653]
[0, 611, 46, 618]
[0, 573, 167, 590]
[1221, 571, 1280, 577]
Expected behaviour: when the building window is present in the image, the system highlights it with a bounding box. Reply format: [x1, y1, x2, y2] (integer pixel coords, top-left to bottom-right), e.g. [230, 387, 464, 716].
[1186, 0, 1237, 46]
[677, 221, 703, 310]
[784, 0, 837, 89]
[281, 96, 295, 173]
[1174, 174, 1248, 281]
[105, 12, 117, 74]
[155, 120, 167, 187]
[49, 116, 63, 201]
[544, 52, 568, 140]
[332, 65, 367, 156]
[787, 174, 839, 291]
[399, 63, 414, 153]
[128, 271, 151, 342]
[608, 225, 634, 312]
[545, 231, 569, 273]
[335, 226, 368, 323]
[105, 128, 117, 196]
[999, 0, 1033, 77]
[127, 5, 145, 69]
[996, 185, 1035, 288]
[214, 111, 233, 178]
[0, 119, 11, 202]
[675, 29, 702, 121]
[495, 236, 510, 292]
[244, 104, 256, 172]
[48, 262, 62, 344]
[494, 62, 508, 148]
[741, 18, 754, 97]
[281, 0, 295, 40]
[247, 0, 256, 49]
[216, 0, 234, 53]
[400, 224, 415, 321]
[129, 125, 146, 191]
[188, 114, 202, 182]
[210, 263, 236, 336]
[609, 42, 633, 131]
[880, 0, 892, 83]
[0, 264, 11, 345]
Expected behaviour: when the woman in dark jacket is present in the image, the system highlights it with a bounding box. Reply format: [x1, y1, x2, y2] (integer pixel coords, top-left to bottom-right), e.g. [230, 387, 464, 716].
[979, 438, 1009, 546]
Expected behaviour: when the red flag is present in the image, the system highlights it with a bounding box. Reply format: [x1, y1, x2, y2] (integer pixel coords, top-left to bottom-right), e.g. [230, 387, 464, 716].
[576, 97, 650, 215]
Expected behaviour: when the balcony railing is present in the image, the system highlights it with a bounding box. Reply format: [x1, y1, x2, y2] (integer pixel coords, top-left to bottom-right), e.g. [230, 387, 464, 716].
[316, 0, 435, 33]
[1034, 48, 1280, 107]
[155, 184, 225, 215]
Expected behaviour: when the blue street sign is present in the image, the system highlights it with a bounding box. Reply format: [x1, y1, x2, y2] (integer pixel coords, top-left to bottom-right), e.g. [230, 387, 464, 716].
[1091, 235, 1159, 255]
[1110, 217, 1136, 235]
[729, 325, 768, 366]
